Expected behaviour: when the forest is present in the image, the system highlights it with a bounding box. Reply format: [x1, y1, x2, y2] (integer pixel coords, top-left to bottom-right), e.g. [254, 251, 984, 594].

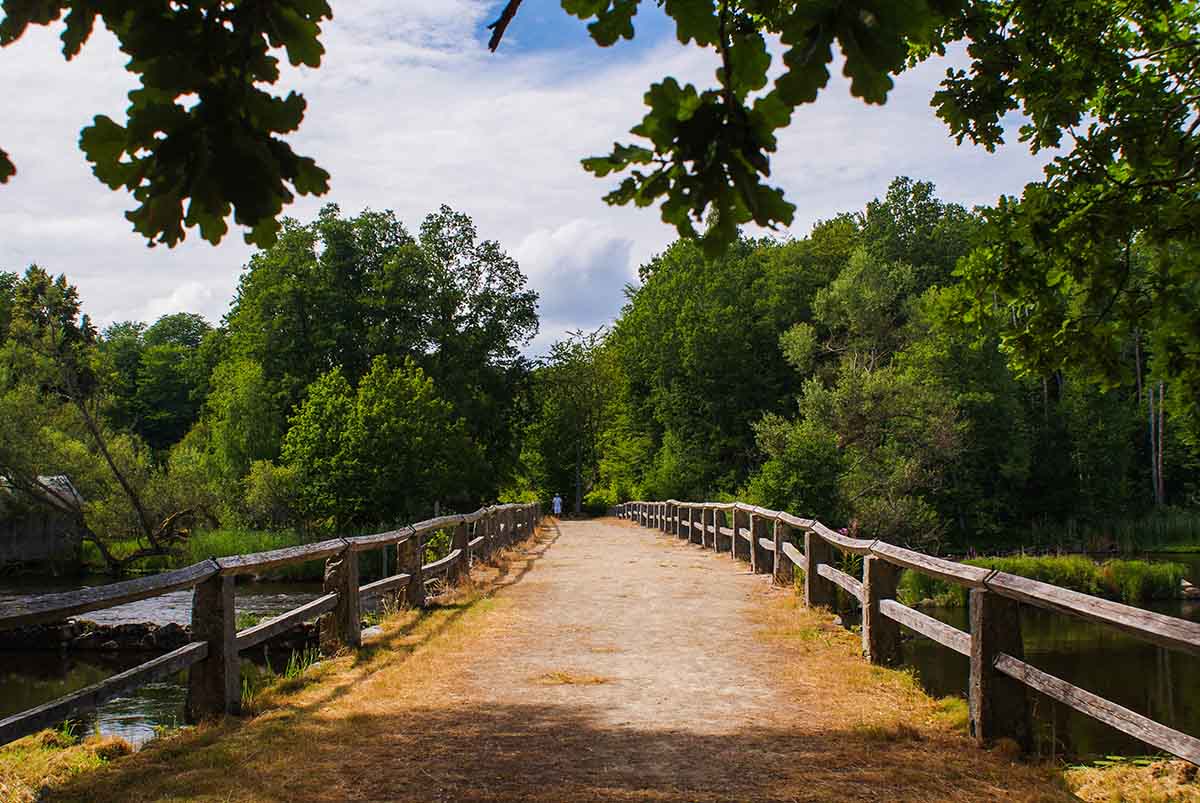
[524, 177, 1200, 556]
[1, 178, 1197, 579]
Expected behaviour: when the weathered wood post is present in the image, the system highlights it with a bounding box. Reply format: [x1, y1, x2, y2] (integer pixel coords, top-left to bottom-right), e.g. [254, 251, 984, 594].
[398, 529, 425, 609]
[699, 507, 711, 548]
[321, 540, 361, 652]
[969, 589, 1032, 750]
[684, 506, 694, 541]
[772, 520, 794, 587]
[449, 518, 469, 584]
[186, 571, 238, 721]
[803, 530, 837, 608]
[862, 556, 901, 665]
[751, 514, 772, 574]
[732, 508, 750, 562]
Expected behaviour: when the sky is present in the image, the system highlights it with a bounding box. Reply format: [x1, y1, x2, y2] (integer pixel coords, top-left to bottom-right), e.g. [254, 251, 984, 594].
[0, 1, 1051, 357]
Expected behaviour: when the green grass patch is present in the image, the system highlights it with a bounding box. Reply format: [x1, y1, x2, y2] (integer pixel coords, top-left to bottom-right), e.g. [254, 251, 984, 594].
[898, 555, 1188, 607]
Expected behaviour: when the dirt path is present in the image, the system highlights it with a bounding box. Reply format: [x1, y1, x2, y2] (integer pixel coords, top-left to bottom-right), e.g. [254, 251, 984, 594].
[52, 518, 1070, 803]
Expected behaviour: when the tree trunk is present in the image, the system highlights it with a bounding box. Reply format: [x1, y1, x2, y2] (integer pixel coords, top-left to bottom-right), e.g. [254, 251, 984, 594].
[574, 439, 582, 516]
[1149, 384, 1162, 506]
[1158, 381, 1166, 504]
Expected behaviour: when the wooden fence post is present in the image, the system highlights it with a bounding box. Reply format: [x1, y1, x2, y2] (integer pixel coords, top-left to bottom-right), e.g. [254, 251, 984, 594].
[772, 520, 793, 586]
[399, 530, 425, 609]
[862, 556, 901, 665]
[732, 508, 750, 562]
[321, 541, 361, 652]
[969, 589, 1032, 750]
[186, 572, 238, 721]
[684, 506, 694, 541]
[751, 514, 772, 573]
[803, 530, 837, 608]
[449, 520, 469, 584]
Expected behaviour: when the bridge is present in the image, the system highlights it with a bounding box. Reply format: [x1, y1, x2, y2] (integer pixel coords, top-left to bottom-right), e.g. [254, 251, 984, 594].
[2, 504, 1197, 801]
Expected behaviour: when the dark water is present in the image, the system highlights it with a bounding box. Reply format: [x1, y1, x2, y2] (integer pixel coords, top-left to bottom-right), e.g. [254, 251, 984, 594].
[901, 553, 1200, 760]
[0, 578, 323, 746]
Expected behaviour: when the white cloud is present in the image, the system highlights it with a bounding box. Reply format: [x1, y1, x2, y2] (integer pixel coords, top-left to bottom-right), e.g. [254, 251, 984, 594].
[0, 7, 1052, 359]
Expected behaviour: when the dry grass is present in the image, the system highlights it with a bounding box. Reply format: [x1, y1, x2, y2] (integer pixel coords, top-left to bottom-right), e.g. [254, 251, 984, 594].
[1065, 760, 1200, 802]
[533, 670, 612, 686]
[0, 731, 132, 803]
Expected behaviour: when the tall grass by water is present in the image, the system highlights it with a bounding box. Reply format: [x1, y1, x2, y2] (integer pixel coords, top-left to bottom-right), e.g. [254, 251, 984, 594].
[898, 555, 1189, 608]
[1022, 508, 1200, 553]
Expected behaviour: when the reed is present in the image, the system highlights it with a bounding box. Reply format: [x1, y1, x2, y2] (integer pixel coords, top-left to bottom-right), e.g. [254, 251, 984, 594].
[898, 555, 1188, 607]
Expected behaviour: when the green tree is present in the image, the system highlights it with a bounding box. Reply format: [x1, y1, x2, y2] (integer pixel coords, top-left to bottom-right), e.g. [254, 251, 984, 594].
[0, 267, 201, 570]
[526, 329, 617, 514]
[281, 358, 480, 529]
[226, 204, 536, 492]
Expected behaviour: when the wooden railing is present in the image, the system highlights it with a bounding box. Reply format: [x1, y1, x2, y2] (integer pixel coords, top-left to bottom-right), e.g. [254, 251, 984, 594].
[0, 502, 542, 747]
[617, 499, 1200, 765]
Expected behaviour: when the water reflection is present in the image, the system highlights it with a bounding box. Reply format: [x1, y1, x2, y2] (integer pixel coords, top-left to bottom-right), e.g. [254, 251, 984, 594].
[0, 578, 323, 746]
[901, 599, 1200, 759]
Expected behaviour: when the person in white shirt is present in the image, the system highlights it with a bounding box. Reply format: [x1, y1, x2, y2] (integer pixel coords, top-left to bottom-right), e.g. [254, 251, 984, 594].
[552, 494, 563, 516]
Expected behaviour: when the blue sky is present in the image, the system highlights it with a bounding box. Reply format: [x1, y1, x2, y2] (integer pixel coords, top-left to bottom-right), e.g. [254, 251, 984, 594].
[0, 2, 1050, 356]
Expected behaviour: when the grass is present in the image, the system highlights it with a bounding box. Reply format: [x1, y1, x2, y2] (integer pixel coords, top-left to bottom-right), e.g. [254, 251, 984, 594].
[898, 555, 1189, 607]
[1064, 758, 1200, 802]
[534, 670, 611, 685]
[1019, 508, 1200, 553]
[0, 726, 131, 803]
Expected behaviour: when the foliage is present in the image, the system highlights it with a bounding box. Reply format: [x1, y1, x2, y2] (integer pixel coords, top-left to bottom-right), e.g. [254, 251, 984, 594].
[522, 328, 618, 513]
[98, 313, 214, 451]
[0, 267, 209, 572]
[225, 204, 536, 491]
[281, 357, 480, 530]
[0, 0, 332, 246]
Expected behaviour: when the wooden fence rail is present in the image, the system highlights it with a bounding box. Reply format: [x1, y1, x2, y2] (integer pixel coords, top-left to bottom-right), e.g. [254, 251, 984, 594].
[617, 499, 1200, 765]
[0, 502, 542, 747]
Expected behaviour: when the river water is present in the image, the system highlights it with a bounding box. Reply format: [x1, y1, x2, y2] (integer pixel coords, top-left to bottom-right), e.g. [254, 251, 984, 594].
[900, 552, 1200, 759]
[0, 577, 323, 746]
[3, 555, 1198, 757]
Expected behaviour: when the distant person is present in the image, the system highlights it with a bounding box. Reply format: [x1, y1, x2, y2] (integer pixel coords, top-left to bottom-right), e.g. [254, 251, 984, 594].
[552, 493, 563, 517]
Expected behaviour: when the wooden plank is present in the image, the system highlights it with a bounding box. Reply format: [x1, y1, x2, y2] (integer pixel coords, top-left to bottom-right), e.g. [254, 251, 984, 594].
[0, 641, 207, 747]
[780, 542, 804, 567]
[0, 560, 218, 630]
[777, 512, 815, 531]
[422, 548, 463, 574]
[360, 573, 413, 600]
[817, 563, 863, 602]
[467, 536, 486, 549]
[758, 537, 776, 552]
[810, 521, 874, 554]
[994, 653, 1200, 764]
[411, 515, 466, 536]
[869, 542, 990, 587]
[218, 538, 347, 575]
[236, 593, 338, 651]
[879, 599, 970, 656]
[986, 571, 1200, 657]
[348, 528, 415, 551]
